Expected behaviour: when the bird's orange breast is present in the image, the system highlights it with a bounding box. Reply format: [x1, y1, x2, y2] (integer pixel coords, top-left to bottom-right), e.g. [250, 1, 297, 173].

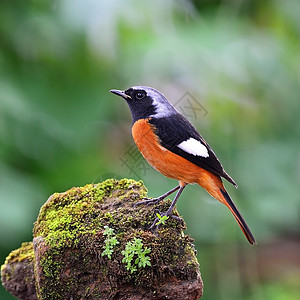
[131, 119, 223, 197]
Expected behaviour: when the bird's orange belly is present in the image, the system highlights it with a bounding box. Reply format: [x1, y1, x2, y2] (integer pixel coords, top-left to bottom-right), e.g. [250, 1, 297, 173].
[132, 119, 214, 186]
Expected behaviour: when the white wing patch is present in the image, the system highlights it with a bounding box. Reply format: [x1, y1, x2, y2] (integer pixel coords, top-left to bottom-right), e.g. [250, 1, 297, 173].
[178, 138, 209, 158]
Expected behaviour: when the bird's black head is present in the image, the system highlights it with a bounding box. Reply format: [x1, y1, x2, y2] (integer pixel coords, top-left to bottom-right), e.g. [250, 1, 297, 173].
[110, 86, 177, 123]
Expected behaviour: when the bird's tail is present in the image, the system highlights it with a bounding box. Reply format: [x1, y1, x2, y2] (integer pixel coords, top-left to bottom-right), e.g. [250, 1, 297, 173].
[197, 171, 255, 244]
[219, 188, 256, 245]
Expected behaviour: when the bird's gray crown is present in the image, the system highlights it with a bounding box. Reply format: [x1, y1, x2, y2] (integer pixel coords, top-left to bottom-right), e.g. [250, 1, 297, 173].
[130, 86, 178, 118]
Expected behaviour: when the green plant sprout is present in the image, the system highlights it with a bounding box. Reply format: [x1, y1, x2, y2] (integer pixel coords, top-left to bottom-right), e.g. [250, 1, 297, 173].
[155, 213, 169, 226]
[101, 226, 119, 259]
[121, 238, 151, 273]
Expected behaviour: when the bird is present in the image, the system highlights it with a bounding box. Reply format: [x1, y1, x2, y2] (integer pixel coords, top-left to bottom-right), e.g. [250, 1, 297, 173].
[110, 86, 255, 245]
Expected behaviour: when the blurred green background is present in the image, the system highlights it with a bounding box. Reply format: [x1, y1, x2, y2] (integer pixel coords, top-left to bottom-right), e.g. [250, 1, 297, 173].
[1, 0, 299, 299]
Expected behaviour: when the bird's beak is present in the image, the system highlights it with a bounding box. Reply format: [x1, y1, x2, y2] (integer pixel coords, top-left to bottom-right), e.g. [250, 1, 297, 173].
[110, 89, 132, 100]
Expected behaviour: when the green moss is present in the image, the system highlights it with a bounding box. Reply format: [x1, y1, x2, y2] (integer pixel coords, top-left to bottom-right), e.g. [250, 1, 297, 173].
[33, 179, 149, 298]
[1, 242, 34, 283]
[1, 242, 34, 273]
[34, 178, 145, 250]
[40, 255, 61, 279]
[32, 178, 199, 299]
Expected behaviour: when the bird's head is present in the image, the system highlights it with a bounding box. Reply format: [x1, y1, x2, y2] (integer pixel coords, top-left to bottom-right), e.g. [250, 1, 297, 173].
[110, 86, 177, 123]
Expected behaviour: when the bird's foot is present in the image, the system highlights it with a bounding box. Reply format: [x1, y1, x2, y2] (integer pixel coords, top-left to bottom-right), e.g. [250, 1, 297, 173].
[149, 210, 182, 232]
[133, 196, 165, 208]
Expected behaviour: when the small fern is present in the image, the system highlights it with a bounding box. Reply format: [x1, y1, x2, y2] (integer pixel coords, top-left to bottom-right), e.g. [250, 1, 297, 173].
[121, 238, 151, 273]
[101, 226, 119, 259]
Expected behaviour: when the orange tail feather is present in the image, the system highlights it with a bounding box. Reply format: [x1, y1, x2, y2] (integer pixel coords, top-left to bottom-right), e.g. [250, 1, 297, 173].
[197, 170, 255, 244]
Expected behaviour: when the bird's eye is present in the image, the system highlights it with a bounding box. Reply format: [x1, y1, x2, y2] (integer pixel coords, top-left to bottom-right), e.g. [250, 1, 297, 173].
[136, 91, 146, 100]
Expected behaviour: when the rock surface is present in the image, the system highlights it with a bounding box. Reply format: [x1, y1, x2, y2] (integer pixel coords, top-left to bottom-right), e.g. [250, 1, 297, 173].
[1, 179, 203, 299]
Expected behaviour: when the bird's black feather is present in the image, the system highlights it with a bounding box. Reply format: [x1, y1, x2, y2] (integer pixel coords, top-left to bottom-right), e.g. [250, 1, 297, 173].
[149, 114, 237, 187]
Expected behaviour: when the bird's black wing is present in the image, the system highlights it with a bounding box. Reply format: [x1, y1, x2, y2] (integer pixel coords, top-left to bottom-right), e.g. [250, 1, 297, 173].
[149, 114, 237, 187]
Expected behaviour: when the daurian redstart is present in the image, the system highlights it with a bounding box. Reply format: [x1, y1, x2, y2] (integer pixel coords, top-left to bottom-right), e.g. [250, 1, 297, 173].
[111, 86, 255, 245]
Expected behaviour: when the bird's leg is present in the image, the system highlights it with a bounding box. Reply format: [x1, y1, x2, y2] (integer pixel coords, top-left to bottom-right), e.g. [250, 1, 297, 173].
[133, 185, 180, 207]
[149, 185, 186, 231]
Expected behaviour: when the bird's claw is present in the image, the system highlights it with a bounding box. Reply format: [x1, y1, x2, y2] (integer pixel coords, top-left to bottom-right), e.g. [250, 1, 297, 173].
[133, 196, 164, 208]
[149, 211, 183, 232]
[133, 196, 183, 231]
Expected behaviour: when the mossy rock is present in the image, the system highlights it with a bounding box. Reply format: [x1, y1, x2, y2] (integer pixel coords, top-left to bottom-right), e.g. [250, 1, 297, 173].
[2, 179, 203, 300]
[1, 242, 37, 300]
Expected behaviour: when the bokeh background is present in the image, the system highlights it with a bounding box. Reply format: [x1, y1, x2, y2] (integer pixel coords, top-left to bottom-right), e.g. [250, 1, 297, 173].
[1, 0, 299, 299]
